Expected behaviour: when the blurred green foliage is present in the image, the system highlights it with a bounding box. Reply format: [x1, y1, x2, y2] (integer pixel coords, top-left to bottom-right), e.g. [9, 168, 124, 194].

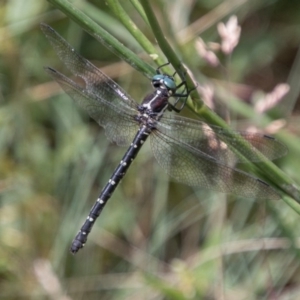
[1, 0, 300, 299]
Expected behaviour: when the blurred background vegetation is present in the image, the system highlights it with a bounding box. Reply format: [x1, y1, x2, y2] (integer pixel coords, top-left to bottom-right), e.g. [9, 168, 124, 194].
[1, 0, 300, 299]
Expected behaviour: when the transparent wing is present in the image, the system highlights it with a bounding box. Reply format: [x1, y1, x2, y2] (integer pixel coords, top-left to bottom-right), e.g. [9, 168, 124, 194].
[45, 67, 139, 146]
[41, 23, 138, 112]
[41, 23, 141, 146]
[157, 114, 287, 164]
[150, 130, 280, 200]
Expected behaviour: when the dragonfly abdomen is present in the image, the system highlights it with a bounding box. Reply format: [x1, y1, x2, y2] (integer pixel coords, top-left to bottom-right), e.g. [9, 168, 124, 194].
[70, 126, 151, 253]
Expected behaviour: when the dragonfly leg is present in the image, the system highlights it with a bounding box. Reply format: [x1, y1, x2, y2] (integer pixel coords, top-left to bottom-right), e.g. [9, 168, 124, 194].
[156, 62, 171, 74]
[168, 80, 198, 112]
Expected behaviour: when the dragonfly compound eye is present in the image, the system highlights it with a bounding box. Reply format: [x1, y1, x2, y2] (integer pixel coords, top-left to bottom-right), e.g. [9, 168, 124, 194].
[152, 74, 165, 88]
[162, 76, 176, 92]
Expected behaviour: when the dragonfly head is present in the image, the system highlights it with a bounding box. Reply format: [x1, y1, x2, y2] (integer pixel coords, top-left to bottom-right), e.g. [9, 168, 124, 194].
[152, 74, 177, 96]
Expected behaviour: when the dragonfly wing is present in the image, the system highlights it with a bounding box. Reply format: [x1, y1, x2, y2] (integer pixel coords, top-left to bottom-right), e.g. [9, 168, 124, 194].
[41, 23, 138, 110]
[45, 67, 139, 146]
[157, 115, 287, 163]
[150, 129, 280, 200]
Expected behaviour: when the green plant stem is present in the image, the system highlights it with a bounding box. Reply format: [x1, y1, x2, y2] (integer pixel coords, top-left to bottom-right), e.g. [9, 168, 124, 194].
[106, 0, 164, 65]
[139, 0, 195, 85]
[130, 0, 148, 25]
[47, 0, 155, 78]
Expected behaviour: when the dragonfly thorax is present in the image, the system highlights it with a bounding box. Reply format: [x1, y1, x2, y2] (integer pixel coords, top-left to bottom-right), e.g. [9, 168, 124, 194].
[139, 88, 170, 120]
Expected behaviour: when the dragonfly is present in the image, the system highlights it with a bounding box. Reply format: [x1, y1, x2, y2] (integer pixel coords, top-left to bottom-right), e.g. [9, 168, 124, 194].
[41, 23, 287, 254]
